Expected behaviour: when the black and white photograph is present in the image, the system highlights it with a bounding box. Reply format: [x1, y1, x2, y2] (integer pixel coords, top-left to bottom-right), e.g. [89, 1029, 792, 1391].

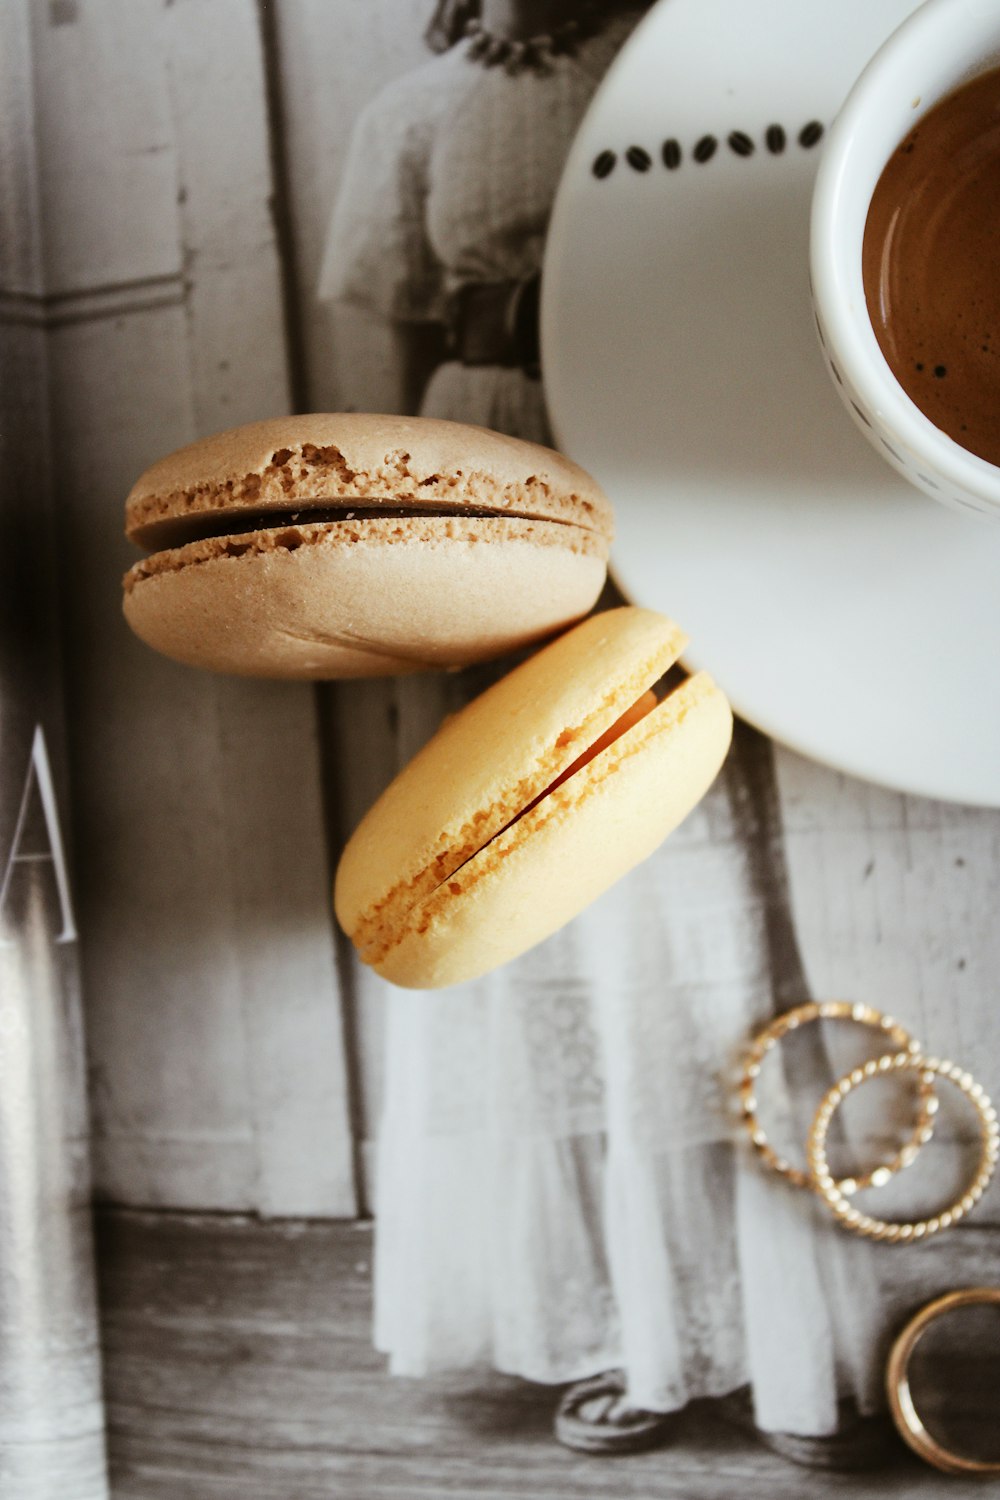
[2, 1, 999, 1496]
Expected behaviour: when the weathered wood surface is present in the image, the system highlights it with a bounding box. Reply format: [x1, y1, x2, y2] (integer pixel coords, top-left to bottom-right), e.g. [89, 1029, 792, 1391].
[774, 749, 1000, 1227]
[29, 0, 355, 1216]
[96, 1208, 992, 1500]
[775, 750, 1000, 1081]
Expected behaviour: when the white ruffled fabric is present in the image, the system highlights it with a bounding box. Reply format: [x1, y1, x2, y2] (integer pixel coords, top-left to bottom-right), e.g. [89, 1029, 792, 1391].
[371, 733, 885, 1433]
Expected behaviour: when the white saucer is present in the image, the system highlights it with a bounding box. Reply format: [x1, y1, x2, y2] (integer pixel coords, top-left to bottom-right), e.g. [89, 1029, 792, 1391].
[542, 0, 1000, 807]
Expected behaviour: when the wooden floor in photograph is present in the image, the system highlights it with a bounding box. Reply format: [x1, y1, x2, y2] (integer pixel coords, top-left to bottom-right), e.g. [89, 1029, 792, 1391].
[96, 1209, 972, 1500]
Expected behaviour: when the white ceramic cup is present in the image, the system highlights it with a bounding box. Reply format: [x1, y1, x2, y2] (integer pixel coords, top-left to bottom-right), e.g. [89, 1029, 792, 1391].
[810, 0, 1000, 520]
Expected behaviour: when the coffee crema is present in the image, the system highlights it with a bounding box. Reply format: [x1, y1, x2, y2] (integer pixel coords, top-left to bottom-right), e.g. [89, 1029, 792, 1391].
[862, 66, 1000, 468]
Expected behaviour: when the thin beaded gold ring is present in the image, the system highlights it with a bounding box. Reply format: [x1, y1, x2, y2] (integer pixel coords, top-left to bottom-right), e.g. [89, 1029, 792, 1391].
[886, 1287, 1000, 1474]
[739, 1001, 937, 1195]
[807, 1053, 1000, 1243]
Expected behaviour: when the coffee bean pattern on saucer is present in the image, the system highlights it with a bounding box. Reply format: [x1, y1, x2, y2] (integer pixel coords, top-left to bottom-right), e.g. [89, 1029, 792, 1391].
[590, 120, 824, 180]
[625, 145, 652, 172]
[586, 113, 995, 520]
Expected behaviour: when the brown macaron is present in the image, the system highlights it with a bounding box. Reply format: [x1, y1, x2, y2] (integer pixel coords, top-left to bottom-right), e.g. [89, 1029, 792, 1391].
[122, 414, 614, 678]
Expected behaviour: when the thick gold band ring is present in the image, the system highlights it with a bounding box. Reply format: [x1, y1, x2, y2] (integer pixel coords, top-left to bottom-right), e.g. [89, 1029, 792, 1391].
[886, 1288, 1000, 1474]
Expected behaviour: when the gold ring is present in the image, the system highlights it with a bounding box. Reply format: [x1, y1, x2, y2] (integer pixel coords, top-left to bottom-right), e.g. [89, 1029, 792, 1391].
[886, 1288, 1000, 1474]
[807, 1053, 999, 1243]
[739, 1001, 936, 1194]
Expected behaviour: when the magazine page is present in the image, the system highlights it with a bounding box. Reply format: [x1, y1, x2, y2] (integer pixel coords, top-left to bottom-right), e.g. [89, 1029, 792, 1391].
[7, 0, 1000, 1494]
[1, 10, 107, 1495]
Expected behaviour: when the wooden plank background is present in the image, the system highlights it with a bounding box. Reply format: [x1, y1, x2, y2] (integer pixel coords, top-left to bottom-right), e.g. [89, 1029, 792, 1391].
[95, 1208, 998, 1499]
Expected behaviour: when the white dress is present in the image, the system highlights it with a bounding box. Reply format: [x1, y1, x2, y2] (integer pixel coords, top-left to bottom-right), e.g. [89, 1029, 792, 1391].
[320, 22, 884, 1432]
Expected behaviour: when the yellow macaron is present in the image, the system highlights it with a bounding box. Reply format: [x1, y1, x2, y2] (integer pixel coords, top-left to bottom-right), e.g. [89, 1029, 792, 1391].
[122, 413, 613, 678]
[335, 606, 733, 988]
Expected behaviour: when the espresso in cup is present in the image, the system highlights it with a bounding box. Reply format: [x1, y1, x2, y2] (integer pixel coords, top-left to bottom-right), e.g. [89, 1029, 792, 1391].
[862, 66, 1000, 468]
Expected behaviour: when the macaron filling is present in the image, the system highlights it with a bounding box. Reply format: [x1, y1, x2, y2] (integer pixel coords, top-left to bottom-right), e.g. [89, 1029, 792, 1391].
[521, 689, 659, 810]
[123, 509, 610, 596]
[126, 426, 616, 551]
[129, 499, 602, 553]
[443, 677, 688, 879]
[353, 668, 707, 967]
